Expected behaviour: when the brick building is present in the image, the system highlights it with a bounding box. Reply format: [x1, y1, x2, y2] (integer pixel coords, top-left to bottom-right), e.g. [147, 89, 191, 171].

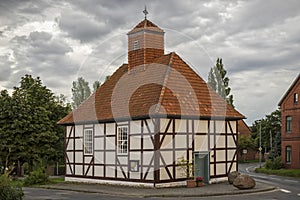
[278, 74, 300, 169]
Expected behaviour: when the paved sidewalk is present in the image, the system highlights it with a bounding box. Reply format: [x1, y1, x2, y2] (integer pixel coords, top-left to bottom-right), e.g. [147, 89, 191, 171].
[38, 181, 276, 198]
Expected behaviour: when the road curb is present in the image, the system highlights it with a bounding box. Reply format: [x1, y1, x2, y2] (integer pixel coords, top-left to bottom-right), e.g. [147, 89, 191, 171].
[36, 182, 277, 198]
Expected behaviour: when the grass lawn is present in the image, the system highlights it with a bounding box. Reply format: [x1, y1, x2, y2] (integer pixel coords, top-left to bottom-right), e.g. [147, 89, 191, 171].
[255, 168, 300, 178]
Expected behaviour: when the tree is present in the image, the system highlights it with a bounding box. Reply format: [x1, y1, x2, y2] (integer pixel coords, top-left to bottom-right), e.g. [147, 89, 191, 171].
[238, 135, 256, 161]
[251, 109, 281, 157]
[71, 77, 91, 109]
[0, 75, 71, 175]
[93, 80, 101, 92]
[208, 58, 234, 107]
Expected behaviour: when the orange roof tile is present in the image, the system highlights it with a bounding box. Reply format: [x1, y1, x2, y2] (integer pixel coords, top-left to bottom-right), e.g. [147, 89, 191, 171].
[58, 52, 244, 125]
[127, 19, 164, 34]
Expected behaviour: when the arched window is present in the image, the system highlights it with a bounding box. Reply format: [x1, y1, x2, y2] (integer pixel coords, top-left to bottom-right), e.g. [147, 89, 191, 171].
[286, 146, 292, 163]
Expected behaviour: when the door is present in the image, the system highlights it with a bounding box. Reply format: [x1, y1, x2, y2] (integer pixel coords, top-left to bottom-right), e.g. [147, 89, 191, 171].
[194, 151, 210, 184]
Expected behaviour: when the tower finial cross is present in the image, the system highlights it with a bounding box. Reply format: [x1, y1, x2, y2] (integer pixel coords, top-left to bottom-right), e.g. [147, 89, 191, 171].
[143, 5, 148, 19]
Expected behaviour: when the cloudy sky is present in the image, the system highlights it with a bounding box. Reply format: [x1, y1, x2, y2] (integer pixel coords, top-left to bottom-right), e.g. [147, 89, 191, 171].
[0, 0, 299, 125]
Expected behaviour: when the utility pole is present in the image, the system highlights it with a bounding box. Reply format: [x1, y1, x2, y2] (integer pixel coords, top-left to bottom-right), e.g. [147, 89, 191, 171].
[270, 129, 272, 151]
[259, 121, 262, 168]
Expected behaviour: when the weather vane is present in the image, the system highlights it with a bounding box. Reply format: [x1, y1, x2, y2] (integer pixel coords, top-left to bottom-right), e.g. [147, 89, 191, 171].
[143, 5, 148, 19]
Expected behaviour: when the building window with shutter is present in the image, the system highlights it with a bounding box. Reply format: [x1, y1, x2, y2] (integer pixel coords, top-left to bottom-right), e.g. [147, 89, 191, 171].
[286, 146, 292, 163]
[286, 116, 292, 133]
[117, 126, 128, 154]
[294, 93, 298, 104]
[133, 40, 139, 50]
[84, 129, 93, 155]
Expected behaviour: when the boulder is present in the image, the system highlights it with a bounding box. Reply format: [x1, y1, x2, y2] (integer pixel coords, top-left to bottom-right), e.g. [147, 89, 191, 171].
[228, 171, 240, 184]
[233, 174, 256, 189]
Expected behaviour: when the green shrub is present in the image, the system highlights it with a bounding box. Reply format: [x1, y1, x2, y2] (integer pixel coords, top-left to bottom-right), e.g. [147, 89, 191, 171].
[24, 168, 49, 186]
[265, 156, 282, 170]
[0, 175, 24, 200]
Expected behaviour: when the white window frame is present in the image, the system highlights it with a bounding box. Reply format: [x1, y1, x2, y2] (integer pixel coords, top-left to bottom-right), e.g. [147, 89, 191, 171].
[117, 126, 128, 155]
[84, 129, 93, 155]
[133, 40, 139, 50]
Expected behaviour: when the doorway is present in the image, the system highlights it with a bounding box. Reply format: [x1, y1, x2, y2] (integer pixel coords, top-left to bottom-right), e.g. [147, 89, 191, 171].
[194, 151, 210, 184]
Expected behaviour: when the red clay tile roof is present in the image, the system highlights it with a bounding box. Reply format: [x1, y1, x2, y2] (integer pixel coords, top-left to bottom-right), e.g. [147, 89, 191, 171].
[58, 52, 244, 125]
[127, 19, 164, 34]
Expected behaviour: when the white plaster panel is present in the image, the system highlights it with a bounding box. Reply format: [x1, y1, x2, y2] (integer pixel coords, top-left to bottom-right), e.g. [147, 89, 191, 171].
[75, 138, 83, 150]
[94, 152, 104, 164]
[194, 120, 208, 133]
[210, 164, 214, 176]
[75, 152, 82, 163]
[118, 157, 127, 165]
[160, 151, 173, 164]
[215, 121, 226, 133]
[145, 170, 153, 180]
[130, 135, 141, 149]
[144, 119, 154, 133]
[161, 135, 173, 149]
[130, 152, 140, 160]
[67, 140, 73, 150]
[143, 135, 154, 149]
[106, 166, 115, 177]
[85, 156, 92, 164]
[188, 135, 193, 148]
[117, 166, 128, 178]
[160, 118, 172, 133]
[75, 125, 83, 137]
[66, 166, 71, 175]
[130, 171, 140, 179]
[175, 151, 187, 161]
[106, 152, 115, 165]
[210, 135, 215, 149]
[216, 135, 225, 148]
[106, 123, 115, 135]
[176, 166, 185, 178]
[227, 136, 236, 148]
[131, 120, 141, 134]
[216, 163, 226, 175]
[195, 135, 208, 151]
[175, 119, 187, 133]
[210, 121, 215, 133]
[94, 138, 104, 150]
[229, 121, 237, 133]
[216, 150, 226, 162]
[95, 124, 104, 136]
[75, 165, 82, 175]
[160, 167, 169, 180]
[143, 152, 154, 166]
[67, 152, 73, 163]
[94, 166, 103, 177]
[227, 150, 236, 161]
[86, 168, 93, 176]
[66, 126, 73, 137]
[106, 137, 116, 150]
[175, 135, 186, 148]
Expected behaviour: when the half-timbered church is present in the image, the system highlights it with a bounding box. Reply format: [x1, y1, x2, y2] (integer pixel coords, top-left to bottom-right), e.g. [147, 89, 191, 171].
[58, 12, 244, 187]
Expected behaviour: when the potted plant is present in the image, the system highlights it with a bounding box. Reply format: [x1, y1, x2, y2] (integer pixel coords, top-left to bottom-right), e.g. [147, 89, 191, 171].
[177, 157, 194, 187]
[195, 176, 203, 187]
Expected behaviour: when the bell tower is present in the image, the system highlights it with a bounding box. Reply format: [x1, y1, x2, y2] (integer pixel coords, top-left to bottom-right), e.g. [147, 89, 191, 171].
[127, 8, 165, 71]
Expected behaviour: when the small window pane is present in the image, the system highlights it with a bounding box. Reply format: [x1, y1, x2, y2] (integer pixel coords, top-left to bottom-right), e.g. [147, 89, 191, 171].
[294, 93, 298, 104]
[84, 129, 93, 155]
[286, 116, 292, 133]
[286, 146, 292, 163]
[133, 41, 139, 50]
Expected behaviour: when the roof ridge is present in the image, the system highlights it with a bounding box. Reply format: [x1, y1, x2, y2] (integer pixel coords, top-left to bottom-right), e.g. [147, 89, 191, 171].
[154, 52, 175, 113]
